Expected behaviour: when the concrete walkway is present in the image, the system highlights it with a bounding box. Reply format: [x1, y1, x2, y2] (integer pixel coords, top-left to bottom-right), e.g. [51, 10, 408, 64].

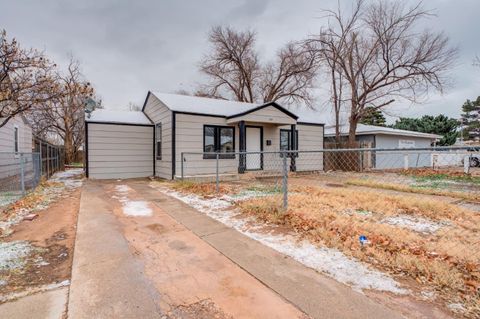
[0, 287, 68, 319]
[68, 180, 405, 319]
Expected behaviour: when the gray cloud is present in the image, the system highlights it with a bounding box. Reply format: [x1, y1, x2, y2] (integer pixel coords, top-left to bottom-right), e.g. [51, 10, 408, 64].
[0, 0, 478, 121]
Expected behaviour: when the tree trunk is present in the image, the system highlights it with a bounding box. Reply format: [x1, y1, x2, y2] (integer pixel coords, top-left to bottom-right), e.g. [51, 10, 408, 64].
[64, 128, 74, 164]
[348, 115, 359, 146]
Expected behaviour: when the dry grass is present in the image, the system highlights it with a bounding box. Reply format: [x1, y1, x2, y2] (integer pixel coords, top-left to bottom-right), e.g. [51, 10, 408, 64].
[346, 179, 480, 202]
[169, 180, 233, 197]
[237, 185, 480, 315]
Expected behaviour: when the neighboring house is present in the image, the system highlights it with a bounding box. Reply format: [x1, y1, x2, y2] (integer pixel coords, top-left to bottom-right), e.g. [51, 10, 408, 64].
[324, 124, 442, 169]
[85, 92, 325, 179]
[0, 114, 34, 178]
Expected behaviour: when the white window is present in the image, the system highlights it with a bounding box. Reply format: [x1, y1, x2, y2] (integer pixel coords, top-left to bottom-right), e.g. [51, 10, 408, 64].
[14, 126, 19, 153]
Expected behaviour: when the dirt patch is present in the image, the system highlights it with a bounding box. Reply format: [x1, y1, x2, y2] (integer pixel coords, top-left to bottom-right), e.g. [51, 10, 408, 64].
[0, 187, 80, 297]
[166, 299, 233, 319]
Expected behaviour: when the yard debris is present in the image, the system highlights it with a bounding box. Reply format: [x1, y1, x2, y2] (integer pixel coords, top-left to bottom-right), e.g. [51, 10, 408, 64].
[23, 213, 38, 221]
[0, 169, 84, 237]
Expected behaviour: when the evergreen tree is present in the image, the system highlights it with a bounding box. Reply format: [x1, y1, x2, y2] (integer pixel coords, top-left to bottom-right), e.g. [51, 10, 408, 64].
[460, 97, 480, 140]
[391, 115, 459, 146]
[360, 107, 387, 126]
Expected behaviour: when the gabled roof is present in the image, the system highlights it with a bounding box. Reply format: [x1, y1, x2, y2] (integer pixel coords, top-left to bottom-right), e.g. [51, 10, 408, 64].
[145, 92, 324, 124]
[86, 109, 153, 125]
[324, 124, 441, 139]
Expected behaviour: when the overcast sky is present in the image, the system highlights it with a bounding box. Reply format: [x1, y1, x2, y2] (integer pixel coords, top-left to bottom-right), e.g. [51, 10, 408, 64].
[1, 0, 479, 124]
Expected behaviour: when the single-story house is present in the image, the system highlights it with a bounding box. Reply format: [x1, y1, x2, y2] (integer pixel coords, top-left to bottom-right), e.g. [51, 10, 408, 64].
[85, 92, 325, 179]
[324, 124, 442, 169]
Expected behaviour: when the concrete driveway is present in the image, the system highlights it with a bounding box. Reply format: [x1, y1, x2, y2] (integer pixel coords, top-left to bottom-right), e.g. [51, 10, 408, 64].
[68, 179, 405, 319]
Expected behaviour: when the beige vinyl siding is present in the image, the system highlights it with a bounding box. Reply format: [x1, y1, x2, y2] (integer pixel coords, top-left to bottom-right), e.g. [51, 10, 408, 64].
[87, 123, 153, 179]
[296, 124, 324, 171]
[0, 115, 33, 179]
[144, 94, 172, 179]
[226, 105, 296, 125]
[176, 113, 239, 177]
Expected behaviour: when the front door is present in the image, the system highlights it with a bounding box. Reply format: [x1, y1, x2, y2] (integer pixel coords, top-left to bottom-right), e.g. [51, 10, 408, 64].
[246, 126, 262, 170]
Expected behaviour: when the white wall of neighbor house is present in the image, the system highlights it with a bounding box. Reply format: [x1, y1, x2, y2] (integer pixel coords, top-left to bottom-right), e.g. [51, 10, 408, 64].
[87, 123, 153, 179]
[143, 94, 172, 179]
[0, 115, 32, 153]
[374, 134, 434, 169]
[0, 115, 33, 178]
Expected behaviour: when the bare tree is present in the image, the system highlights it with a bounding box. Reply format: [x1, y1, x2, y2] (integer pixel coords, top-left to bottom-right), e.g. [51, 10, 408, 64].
[0, 30, 57, 128]
[199, 26, 319, 106]
[30, 56, 95, 164]
[308, 0, 457, 143]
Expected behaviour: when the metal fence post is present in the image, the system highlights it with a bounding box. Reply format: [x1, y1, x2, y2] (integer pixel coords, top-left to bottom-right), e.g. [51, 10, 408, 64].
[20, 154, 25, 195]
[464, 154, 471, 174]
[404, 154, 409, 170]
[216, 152, 219, 193]
[181, 152, 184, 180]
[282, 151, 288, 210]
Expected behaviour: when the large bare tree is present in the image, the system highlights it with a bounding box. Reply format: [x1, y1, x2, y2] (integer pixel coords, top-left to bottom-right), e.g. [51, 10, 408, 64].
[0, 30, 57, 128]
[199, 26, 319, 107]
[30, 56, 95, 164]
[308, 0, 457, 143]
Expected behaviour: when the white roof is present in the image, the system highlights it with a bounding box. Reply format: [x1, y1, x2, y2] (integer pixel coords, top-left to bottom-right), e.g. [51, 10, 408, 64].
[86, 109, 152, 125]
[150, 92, 324, 125]
[324, 124, 441, 139]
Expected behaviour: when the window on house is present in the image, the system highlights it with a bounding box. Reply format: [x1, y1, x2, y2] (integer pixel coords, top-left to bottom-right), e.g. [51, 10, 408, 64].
[280, 129, 298, 150]
[280, 129, 298, 156]
[14, 126, 19, 153]
[156, 123, 162, 160]
[203, 125, 235, 159]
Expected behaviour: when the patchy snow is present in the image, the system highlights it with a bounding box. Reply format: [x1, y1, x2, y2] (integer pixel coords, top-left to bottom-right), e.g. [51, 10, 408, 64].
[0, 241, 33, 271]
[115, 185, 131, 193]
[87, 109, 152, 125]
[50, 169, 84, 188]
[114, 185, 152, 216]
[447, 303, 466, 313]
[122, 200, 152, 217]
[159, 187, 407, 294]
[382, 215, 447, 234]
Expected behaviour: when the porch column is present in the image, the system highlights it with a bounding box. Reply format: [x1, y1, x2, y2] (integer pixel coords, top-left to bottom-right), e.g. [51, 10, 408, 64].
[238, 120, 246, 173]
[290, 124, 296, 172]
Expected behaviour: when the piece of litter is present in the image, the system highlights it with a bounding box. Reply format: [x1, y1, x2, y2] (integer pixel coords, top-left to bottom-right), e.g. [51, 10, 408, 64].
[23, 214, 38, 221]
[359, 235, 369, 246]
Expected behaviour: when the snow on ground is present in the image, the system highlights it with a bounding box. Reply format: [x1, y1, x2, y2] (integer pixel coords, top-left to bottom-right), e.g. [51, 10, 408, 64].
[0, 241, 33, 271]
[158, 187, 407, 294]
[0, 169, 84, 237]
[382, 215, 448, 234]
[50, 168, 84, 188]
[114, 185, 152, 217]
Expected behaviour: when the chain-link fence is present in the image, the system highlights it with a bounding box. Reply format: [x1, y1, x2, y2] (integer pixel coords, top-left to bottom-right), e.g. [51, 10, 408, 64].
[0, 151, 63, 208]
[180, 146, 480, 209]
